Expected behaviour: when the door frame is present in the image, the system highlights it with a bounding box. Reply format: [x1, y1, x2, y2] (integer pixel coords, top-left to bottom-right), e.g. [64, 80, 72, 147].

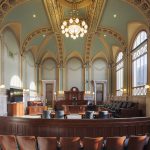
[93, 80, 107, 104]
[42, 80, 56, 108]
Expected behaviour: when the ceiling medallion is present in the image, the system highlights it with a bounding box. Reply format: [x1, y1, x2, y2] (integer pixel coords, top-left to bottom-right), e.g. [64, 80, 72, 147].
[61, 2, 88, 40]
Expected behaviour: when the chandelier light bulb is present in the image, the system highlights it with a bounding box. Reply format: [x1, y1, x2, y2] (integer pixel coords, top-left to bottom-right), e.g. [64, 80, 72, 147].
[61, 25, 64, 30]
[63, 21, 67, 26]
[61, 13, 88, 39]
[84, 24, 88, 29]
[69, 18, 73, 24]
[62, 30, 65, 34]
[82, 21, 85, 26]
[75, 18, 79, 23]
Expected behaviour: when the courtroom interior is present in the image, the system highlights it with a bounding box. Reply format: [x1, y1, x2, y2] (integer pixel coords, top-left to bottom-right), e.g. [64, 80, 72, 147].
[0, 0, 150, 150]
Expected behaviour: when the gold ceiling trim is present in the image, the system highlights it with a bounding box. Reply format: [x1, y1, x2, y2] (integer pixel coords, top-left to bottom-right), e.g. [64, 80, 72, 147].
[59, 0, 92, 8]
[85, 0, 106, 63]
[97, 26, 127, 49]
[22, 27, 53, 55]
[44, 0, 64, 64]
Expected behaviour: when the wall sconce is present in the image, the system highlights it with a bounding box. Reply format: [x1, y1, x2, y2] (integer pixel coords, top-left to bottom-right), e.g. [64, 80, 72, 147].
[59, 91, 64, 94]
[123, 88, 127, 92]
[92, 92, 95, 95]
[145, 84, 150, 89]
[0, 85, 5, 89]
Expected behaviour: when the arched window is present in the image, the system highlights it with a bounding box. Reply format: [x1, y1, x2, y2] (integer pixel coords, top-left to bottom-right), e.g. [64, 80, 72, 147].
[132, 31, 147, 95]
[116, 52, 123, 96]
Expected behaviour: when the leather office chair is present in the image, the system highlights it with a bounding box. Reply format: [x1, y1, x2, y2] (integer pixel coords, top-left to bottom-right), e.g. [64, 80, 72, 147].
[37, 137, 57, 150]
[99, 111, 109, 119]
[127, 135, 147, 150]
[55, 110, 65, 119]
[60, 137, 80, 150]
[42, 110, 50, 119]
[85, 111, 94, 119]
[17, 136, 37, 150]
[0, 135, 18, 150]
[82, 137, 103, 150]
[105, 136, 126, 150]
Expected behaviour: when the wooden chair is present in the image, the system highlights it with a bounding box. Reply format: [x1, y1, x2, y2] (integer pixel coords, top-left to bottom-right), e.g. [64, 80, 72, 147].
[16, 136, 37, 150]
[105, 136, 126, 150]
[82, 137, 103, 150]
[37, 137, 57, 150]
[127, 135, 147, 150]
[60, 137, 80, 150]
[0, 135, 18, 150]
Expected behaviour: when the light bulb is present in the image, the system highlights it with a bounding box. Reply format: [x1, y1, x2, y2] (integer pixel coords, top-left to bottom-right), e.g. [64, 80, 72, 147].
[84, 24, 88, 29]
[65, 28, 68, 32]
[65, 33, 69, 37]
[61, 25, 64, 30]
[69, 18, 73, 24]
[62, 30, 65, 34]
[84, 29, 87, 33]
[82, 21, 85, 26]
[63, 21, 67, 26]
[75, 18, 79, 23]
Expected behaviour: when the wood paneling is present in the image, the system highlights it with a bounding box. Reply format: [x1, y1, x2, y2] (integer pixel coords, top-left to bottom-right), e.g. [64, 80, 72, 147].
[0, 117, 150, 137]
[7, 102, 24, 116]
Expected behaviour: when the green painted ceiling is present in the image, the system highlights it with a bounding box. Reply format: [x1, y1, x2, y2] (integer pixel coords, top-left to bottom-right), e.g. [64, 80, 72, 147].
[2, 0, 49, 41]
[91, 35, 106, 57]
[100, 0, 146, 40]
[0, 0, 148, 63]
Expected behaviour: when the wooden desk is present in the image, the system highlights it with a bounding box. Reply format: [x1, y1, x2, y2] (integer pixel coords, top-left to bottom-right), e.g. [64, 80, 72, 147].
[63, 105, 87, 114]
[27, 106, 47, 115]
[8, 102, 24, 116]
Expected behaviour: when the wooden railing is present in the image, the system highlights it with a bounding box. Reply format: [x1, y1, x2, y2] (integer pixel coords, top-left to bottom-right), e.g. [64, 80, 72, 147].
[0, 116, 150, 137]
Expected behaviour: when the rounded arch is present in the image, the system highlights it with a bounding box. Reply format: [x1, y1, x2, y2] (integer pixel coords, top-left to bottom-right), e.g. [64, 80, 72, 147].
[66, 57, 83, 90]
[40, 52, 57, 65]
[128, 23, 148, 51]
[10, 75, 22, 88]
[91, 51, 108, 64]
[65, 51, 84, 65]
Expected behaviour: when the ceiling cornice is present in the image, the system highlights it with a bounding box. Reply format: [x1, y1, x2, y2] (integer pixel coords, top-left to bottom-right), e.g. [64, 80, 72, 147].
[21, 27, 53, 55]
[43, 0, 64, 65]
[84, 0, 106, 62]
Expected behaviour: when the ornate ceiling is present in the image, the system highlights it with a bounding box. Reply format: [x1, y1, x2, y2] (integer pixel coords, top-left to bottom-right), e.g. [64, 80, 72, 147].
[0, 0, 150, 65]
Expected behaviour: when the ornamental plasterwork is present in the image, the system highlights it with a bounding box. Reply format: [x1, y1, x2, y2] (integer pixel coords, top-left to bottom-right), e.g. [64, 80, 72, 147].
[84, 0, 106, 62]
[97, 26, 127, 49]
[59, 0, 92, 8]
[43, 0, 64, 65]
[21, 27, 53, 54]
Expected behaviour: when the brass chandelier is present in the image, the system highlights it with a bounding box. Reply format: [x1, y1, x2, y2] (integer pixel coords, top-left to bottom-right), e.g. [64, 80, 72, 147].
[61, 1, 88, 40]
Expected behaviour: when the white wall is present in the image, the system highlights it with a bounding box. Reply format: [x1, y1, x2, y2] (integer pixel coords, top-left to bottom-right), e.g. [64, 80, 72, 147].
[92, 59, 108, 81]
[3, 29, 21, 89]
[41, 59, 56, 80]
[66, 58, 83, 90]
[22, 51, 36, 100]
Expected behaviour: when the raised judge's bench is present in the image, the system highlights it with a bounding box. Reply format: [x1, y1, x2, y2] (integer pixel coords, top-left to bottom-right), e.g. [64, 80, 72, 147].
[64, 87, 84, 101]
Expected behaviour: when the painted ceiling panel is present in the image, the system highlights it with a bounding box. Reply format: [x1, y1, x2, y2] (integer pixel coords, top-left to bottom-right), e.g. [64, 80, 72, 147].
[2, 0, 50, 41]
[91, 35, 105, 57]
[64, 35, 85, 56]
[100, 0, 146, 40]
[102, 33, 122, 48]
[43, 37, 58, 53]
[27, 35, 45, 48]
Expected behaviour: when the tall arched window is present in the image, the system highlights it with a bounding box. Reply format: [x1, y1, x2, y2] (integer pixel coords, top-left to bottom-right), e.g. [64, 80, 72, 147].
[132, 31, 147, 95]
[116, 52, 123, 96]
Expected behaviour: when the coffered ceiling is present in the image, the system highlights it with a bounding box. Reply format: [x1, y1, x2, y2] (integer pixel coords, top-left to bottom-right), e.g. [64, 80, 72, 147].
[0, 0, 150, 65]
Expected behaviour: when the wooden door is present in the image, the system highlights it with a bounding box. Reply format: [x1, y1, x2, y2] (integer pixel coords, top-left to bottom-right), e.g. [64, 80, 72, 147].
[46, 83, 53, 106]
[96, 83, 104, 103]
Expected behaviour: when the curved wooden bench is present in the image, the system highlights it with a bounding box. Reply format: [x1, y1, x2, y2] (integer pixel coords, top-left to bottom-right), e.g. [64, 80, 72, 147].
[0, 116, 150, 137]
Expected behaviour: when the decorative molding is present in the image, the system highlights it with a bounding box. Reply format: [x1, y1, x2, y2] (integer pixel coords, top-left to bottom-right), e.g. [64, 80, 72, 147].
[21, 27, 53, 54]
[84, 0, 106, 62]
[97, 26, 127, 49]
[59, 0, 92, 8]
[44, 0, 64, 65]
